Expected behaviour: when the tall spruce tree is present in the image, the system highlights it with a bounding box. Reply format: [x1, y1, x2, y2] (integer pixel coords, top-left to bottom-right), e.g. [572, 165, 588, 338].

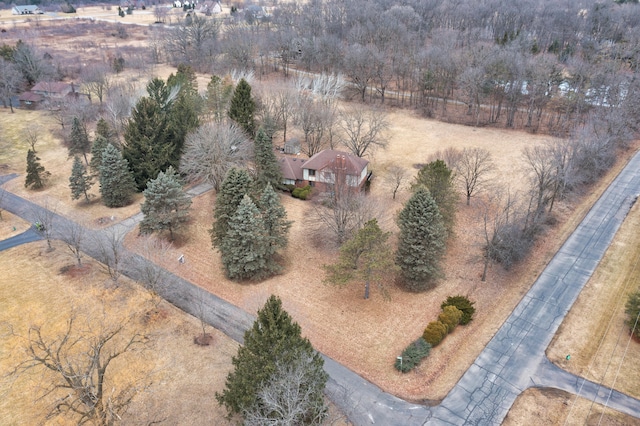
[413, 159, 458, 231]
[254, 128, 283, 190]
[140, 166, 192, 241]
[216, 295, 328, 423]
[210, 167, 253, 249]
[89, 135, 110, 177]
[396, 187, 447, 291]
[99, 144, 136, 208]
[258, 183, 291, 250]
[69, 156, 93, 202]
[228, 78, 256, 137]
[220, 195, 278, 280]
[123, 96, 174, 191]
[68, 117, 91, 165]
[25, 149, 49, 190]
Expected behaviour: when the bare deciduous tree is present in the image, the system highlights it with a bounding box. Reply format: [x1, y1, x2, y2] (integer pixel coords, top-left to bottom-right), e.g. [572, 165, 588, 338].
[32, 203, 56, 251]
[455, 147, 494, 205]
[81, 63, 112, 104]
[243, 353, 329, 426]
[94, 228, 126, 282]
[523, 145, 555, 225]
[58, 221, 85, 266]
[180, 121, 253, 191]
[0, 58, 22, 113]
[311, 167, 389, 246]
[383, 165, 409, 200]
[338, 107, 389, 158]
[24, 126, 41, 153]
[14, 311, 148, 425]
[127, 235, 172, 305]
[295, 95, 336, 156]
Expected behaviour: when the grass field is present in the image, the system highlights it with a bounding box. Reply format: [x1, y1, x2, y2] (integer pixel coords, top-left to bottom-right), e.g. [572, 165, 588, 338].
[0, 242, 240, 425]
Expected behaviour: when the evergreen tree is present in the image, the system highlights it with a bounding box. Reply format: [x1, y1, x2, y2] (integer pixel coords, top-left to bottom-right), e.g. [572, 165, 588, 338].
[69, 156, 93, 202]
[68, 117, 91, 165]
[206, 74, 233, 122]
[89, 135, 110, 177]
[167, 88, 200, 162]
[140, 166, 192, 241]
[95, 118, 116, 146]
[123, 96, 174, 191]
[210, 167, 253, 249]
[216, 295, 328, 423]
[413, 159, 458, 231]
[228, 78, 256, 137]
[324, 219, 397, 299]
[258, 183, 292, 250]
[25, 149, 49, 190]
[254, 128, 283, 190]
[396, 187, 447, 291]
[220, 195, 279, 280]
[99, 144, 136, 208]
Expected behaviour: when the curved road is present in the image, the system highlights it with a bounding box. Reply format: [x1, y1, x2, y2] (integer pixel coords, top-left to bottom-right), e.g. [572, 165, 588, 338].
[2, 150, 640, 425]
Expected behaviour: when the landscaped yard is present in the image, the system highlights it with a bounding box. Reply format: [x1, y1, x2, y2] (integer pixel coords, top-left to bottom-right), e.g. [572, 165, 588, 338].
[2, 10, 640, 424]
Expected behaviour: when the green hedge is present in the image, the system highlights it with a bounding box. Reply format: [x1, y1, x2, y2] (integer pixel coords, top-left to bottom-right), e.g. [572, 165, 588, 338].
[441, 295, 475, 325]
[292, 185, 311, 200]
[423, 321, 448, 346]
[394, 338, 431, 373]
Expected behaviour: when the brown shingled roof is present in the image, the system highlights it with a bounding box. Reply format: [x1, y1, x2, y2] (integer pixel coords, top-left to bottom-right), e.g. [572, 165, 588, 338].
[18, 91, 44, 102]
[279, 156, 306, 181]
[303, 149, 369, 175]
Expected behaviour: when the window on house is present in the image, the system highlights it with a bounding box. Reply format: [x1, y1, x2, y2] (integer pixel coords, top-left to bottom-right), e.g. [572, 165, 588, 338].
[308, 169, 315, 177]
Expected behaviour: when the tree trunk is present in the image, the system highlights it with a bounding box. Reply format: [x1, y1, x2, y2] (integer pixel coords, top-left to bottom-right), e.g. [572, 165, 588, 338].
[364, 280, 369, 299]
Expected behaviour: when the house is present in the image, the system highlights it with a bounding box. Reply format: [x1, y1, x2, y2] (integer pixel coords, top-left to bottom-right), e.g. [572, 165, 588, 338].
[197, 1, 221, 14]
[12, 5, 44, 15]
[18, 91, 44, 109]
[279, 157, 306, 186]
[31, 82, 75, 99]
[279, 149, 370, 191]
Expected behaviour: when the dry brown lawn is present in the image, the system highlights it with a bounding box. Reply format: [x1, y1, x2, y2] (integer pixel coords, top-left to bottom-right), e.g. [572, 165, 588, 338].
[124, 107, 623, 403]
[0, 210, 30, 240]
[0, 242, 239, 425]
[504, 388, 640, 426]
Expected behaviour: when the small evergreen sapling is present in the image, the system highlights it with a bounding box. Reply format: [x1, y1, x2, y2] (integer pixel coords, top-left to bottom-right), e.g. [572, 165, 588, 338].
[140, 166, 192, 241]
[25, 149, 49, 190]
[69, 156, 93, 202]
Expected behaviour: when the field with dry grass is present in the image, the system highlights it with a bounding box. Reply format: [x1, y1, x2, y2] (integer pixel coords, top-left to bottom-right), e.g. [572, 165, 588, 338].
[0, 242, 239, 425]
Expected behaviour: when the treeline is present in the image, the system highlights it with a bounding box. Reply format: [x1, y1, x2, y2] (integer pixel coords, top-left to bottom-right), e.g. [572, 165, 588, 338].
[149, 0, 640, 135]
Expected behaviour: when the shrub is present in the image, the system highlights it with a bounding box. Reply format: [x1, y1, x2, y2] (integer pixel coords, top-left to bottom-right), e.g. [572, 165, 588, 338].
[285, 184, 295, 193]
[292, 185, 311, 200]
[625, 290, 640, 339]
[423, 321, 448, 347]
[438, 305, 462, 333]
[441, 295, 476, 325]
[394, 338, 431, 373]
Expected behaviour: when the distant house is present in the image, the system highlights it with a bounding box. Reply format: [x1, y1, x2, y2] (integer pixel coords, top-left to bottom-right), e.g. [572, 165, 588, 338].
[18, 91, 44, 109]
[197, 1, 221, 14]
[279, 149, 370, 191]
[31, 82, 75, 99]
[20, 81, 89, 109]
[12, 5, 44, 15]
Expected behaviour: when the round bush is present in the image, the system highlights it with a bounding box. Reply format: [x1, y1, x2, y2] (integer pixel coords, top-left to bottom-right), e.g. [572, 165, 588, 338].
[441, 295, 476, 325]
[438, 305, 462, 333]
[423, 321, 448, 347]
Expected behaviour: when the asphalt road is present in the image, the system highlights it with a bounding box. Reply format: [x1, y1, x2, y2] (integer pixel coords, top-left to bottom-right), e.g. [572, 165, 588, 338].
[2, 148, 640, 425]
[427, 151, 640, 425]
[0, 227, 42, 251]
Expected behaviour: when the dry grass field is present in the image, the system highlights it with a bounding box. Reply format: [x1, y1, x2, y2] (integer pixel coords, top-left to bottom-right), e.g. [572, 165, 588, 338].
[0, 242, 239, 425]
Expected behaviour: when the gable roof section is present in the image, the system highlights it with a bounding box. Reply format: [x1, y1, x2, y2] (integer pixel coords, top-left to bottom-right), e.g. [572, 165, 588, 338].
[13, 5, 42, 13]
[31, 82, 73, 94]
[303, 150, 368, 176]
[18, 91, 44, 103]
[279, 157, 305, 181]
